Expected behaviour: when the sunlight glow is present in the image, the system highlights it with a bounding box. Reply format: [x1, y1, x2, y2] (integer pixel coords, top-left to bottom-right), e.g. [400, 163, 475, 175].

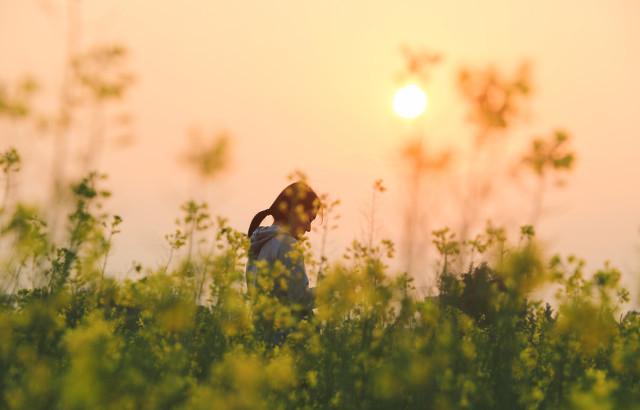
[393, 84, 428, 119]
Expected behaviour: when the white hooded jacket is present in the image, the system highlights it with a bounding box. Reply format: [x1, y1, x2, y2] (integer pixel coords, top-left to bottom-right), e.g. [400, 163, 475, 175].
[246, 225, 314, 311]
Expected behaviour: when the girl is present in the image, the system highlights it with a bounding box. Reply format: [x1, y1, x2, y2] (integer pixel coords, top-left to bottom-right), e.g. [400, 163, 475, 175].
[246, 181, 321, 317]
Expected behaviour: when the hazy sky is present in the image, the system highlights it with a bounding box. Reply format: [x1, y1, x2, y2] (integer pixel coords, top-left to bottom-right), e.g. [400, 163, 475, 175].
[1, 0, 639, 292]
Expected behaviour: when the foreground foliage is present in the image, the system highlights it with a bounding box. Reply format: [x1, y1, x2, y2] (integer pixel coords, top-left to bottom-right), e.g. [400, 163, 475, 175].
[0, 174, 638, 410]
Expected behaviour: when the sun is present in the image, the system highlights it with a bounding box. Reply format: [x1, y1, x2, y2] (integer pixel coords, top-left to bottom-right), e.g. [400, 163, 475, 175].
[393, 84, 428, 119]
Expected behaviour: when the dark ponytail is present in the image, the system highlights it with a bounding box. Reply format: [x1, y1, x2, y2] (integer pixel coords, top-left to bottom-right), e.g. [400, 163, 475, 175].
[247, 181, 321, 238]
[247, 208, 272, 237]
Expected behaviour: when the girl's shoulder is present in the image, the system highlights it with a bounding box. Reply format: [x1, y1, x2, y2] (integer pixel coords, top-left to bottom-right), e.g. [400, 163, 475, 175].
[254, 225, 296, 251]
[274, 230, 297, 254]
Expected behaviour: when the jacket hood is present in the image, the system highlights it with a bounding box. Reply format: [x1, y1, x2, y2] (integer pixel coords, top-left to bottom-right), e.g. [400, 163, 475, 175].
[249, 225, 286, 259]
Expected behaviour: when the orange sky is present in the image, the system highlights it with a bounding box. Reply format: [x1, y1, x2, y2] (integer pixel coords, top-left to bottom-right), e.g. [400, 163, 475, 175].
[1, 0, 639, 293]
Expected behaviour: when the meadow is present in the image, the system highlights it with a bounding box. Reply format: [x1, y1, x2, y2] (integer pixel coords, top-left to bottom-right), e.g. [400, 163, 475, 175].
[0, 150, 638, 410]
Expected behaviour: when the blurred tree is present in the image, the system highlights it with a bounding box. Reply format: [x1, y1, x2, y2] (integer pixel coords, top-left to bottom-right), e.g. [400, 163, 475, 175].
[364, 178, 386, 249]
[456, 63, 532, 246]
[72, 44, 135, 174]
[521, 129, 576, 224]
[458, 63, 532, 143]
[396, 45, 442, 85]
[0, 148, 21, 213]
[182, 128, 231, 182]
[0, 76, 39, 120]
[396, 47, 450, 276]
[400, 138, 450, 276]
[0, 1, 136, 238]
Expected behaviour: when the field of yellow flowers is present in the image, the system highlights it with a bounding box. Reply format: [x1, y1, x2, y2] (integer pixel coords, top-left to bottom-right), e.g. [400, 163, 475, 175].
[0, 154, 638, 410]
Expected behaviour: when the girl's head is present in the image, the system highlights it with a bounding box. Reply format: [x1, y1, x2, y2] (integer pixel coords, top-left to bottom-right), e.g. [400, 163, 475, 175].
[248, 181, 321, 239]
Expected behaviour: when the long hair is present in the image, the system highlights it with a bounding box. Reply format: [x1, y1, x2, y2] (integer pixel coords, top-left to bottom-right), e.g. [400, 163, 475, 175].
[247, 181, 320, 237]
